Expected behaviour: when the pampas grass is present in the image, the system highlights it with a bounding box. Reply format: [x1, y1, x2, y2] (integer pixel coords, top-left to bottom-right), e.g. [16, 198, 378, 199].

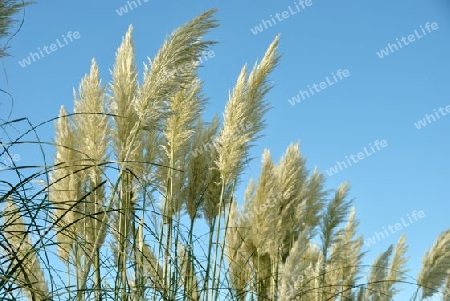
[278, 228, 311, 301]
[384, 235, 409, 299]
[49, 106, 82, 263]
[178, 242, 200, 301]
[417, 230, 450, 299]
[275, 142, 307, 260]
[215, 35, 280, 185]
[443, 275, 450, 301]
[225, 201, 250, 301]
[365, 244, 393, 300]
[2, 198, 48, 300]
[185, 116, 219, 222]
[73, 57, 109, 301]
[2, 8, 450, 301]
[328, 208, 365, 301]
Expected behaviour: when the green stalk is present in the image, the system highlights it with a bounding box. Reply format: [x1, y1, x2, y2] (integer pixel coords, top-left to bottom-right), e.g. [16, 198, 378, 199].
[173, 209, 183, 299]
[67, 258, 71, 300]
[162, 142, 175, 300]
[166, 215, 173, 299]
[135, 195, 146, 300]
[155, 207, 167, 301]
[184, 212, 197, 301]
[93, 179, 103, 301]
[122, 174, 132, 299]
[214, 179, 236, 301]
[114, 174, 132, 300]
[75, 241, 83, 301]
[201, 224, 215, 301]
[94, 247, 102, 301]
[197, 176, 221, 301]
[210, 180, 226, 301]
[272, 251, 278, 301]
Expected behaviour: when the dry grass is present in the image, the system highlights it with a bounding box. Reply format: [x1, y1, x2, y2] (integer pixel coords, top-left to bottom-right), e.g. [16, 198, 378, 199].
[0, 8, 449, 301]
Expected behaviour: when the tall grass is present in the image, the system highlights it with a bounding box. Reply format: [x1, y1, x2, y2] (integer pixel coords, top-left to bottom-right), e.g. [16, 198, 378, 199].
[0, 9, 449, 301]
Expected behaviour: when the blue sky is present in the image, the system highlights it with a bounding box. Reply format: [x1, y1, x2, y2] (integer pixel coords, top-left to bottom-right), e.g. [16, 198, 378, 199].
[1, 0, 449, 298]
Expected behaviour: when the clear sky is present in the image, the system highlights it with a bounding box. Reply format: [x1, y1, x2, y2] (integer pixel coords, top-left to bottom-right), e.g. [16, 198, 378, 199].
[1, 0, 449, 299]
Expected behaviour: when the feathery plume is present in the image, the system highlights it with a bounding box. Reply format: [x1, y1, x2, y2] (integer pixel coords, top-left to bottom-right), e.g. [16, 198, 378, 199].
[275, 142, 307, 260]
[443, 275, 450, 301]
[134, 9, 218, 133]
[241, 178, 257, 256]
[72, 58, 110, 299]
[73, 58, 109, 251]
[140, 242, 164, 292]
[226, 201, 249, 301]
[343, 226, 364, 298]
[109, 25, 141, 174]
[300, 168, 326, 233]
[248, 149, 277, 254]
[320, 182, 352, 257]
[417, 230, 450, 299]
[329, 208, 365, 300]
[384, 234, 409, 299]
[199, 140, 229, 226]
[278, 228, 311, 301]
[178, 243, 200, 301]
[109, 27, 141, 291]
[365, 244, 393, 300]
[318, 182, 351, 300]
[158, 77, 205, 218]
[185, 116, 219, 221]
[215, 35, 280, 185]
[49, 105, 82, 261]
[3, 198, 49, 300]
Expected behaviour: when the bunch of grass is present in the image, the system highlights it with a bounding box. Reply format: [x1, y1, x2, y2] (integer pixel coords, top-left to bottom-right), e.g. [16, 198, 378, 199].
[3, 8, 450, 301]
